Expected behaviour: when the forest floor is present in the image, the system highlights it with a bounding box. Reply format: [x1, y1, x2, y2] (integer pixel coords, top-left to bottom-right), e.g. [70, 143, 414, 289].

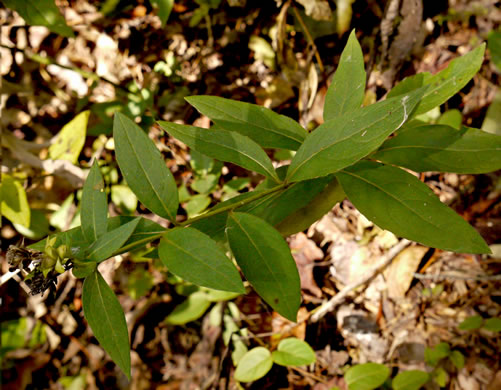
[1, 0, 501, 389]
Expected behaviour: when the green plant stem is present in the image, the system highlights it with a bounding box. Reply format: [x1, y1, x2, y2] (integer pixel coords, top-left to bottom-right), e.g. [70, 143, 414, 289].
[113, 182, 290, 254]
[114, 233, 164, 256]
[179, 181, 290, 227]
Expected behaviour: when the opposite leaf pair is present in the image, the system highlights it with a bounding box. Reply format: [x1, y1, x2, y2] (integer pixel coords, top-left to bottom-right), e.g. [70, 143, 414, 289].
[158, 212, 301, 322]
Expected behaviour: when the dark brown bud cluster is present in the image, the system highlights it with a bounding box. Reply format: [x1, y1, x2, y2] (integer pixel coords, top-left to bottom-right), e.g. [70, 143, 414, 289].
[6, 237, 74, 296]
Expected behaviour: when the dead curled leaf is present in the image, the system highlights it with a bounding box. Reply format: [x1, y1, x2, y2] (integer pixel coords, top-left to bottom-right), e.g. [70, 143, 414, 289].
[290, 232, 324, 297]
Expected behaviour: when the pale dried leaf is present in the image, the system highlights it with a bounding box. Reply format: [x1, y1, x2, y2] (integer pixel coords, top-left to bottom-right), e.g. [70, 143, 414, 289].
[336, 0, 355, 35]
[297, 0, 333, 21]
[385, 246, 428, 299]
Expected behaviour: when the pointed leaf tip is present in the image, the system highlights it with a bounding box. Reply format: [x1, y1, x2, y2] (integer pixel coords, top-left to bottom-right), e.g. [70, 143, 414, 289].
[113, 113, 178, 221]
[226, 212, 301, 321]
[83, 271, 131, 379]
[159, 227, 245, 293]
[81, 160, 108, 243]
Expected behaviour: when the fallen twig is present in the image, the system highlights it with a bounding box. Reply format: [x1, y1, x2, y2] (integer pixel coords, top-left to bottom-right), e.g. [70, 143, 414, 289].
[413, 273, 501, 281]
[311, 239, 411, 322]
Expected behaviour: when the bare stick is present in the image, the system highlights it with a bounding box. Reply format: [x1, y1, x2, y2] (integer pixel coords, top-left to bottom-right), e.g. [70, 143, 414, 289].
[311, 239, 411, 322]
[292, 6, 324, 73]
[413, 273, 501, 281]
[0, 269, 21, 287]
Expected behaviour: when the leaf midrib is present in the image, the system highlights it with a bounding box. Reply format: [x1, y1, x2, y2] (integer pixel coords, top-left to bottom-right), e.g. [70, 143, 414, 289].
[93, 272, 128, 373]
[347, 369, 387, 386]
[87, 187, 99, 242]
[118, 115, 174, 220]
[87, 219, 138, 260]
[340, 168, 483, 252]
[195, 101, 304, 143]
[419, 51, 482, 111]
[289, 109, 394, 179]
[377, 144, 500, 153]
[330, 40, 365, 117]
[167, 126, 278, 181]
[340, 169, 445, 232]
[162, 235, 241, 290]
[229, 214, 295, 318]
[85, 167, 103, 242]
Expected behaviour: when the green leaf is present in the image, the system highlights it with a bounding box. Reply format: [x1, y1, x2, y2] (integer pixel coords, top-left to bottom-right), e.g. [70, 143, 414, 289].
[413, 44, 485, 116]
[387, 74, 425, 99]
[188, 191, 263, 242]
[458, 315, 483, 330]
[81, 161, 108, 243]
[344, 363, 390, 390]
[192, 175, 219, 194]
[159, 227, 245, 293]
[72, 261, 97, 279]
[149, 0, 173, 25]
[222, 178, 250, 195]
[0, 174, 30, 227]
[424, 342, 450, 366]
[242, 176, 333, 227]
[226, 212, 301, 321]
[234, 347, 273, 383]
[30, 216, 165, 256]
[450, 350, 465, 370]
[50, 194, 74, 231]
[2, 0, 74, 37]
[85, 218, 141, 262]
[165, 292, 212, 325]
[99, 0, 120, 15]
[276, 177, 345, 236]
[287, 88, 425, 182]
[483, 318, 501, 332]
[1, 318, 46, 359]
[82, 270, 130, 379]
[190, 175, 336, 243]
[200, 288, 241, 302]
[292, 8, 337, 40]
[111, 184, 138, 213]
[187, 171, 330, 242]
[433, 367, 448, 387]
[392, 370, 430, 390]
[113, 113, 178, 222]
[190, 149, 215, 175]
[185, 96, 307, 150]
[126, 268, 154, 299]
[158, 121, 280, 182]
[324, 30, 366, 120]
[13, 209, 50, 240]
[337, 161, 490, 254]
[189, 177, 328, 243]
[271, 338, 316, 366]
[249, 35, 276, 70]
[372, 124, 501, 174]
[437, 109, 462, 129]
[488, 30, 501, 71]
[49, 111, 89, 164]
[184, 194, 211, 218]
[482, 90, 501, 136]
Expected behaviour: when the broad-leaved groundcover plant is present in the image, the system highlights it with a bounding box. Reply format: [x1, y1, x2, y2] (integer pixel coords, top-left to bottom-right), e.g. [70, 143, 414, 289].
[16, 31, 501, 378]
